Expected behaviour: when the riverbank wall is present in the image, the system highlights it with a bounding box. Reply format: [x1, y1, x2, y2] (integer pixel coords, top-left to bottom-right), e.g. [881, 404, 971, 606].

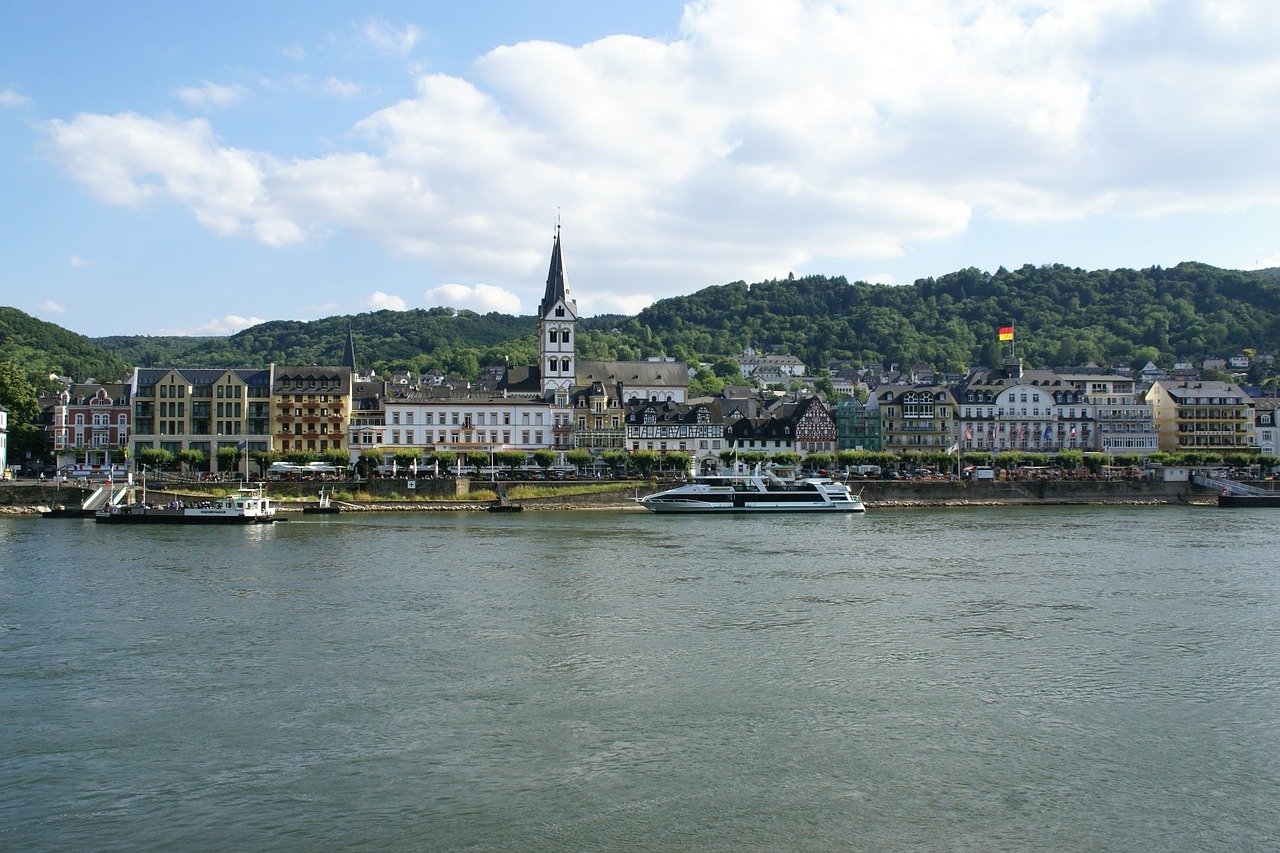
[0, 478, 1220, 513]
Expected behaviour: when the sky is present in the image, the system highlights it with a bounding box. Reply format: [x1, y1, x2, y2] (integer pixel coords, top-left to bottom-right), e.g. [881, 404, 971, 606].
[3, 0, 1280, 338]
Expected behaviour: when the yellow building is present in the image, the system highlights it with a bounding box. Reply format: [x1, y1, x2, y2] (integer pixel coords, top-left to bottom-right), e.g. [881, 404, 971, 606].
[271, 366, 353, 455]
[875, 385, 957, 453]
[130, 367, 274, 474]
[1144, 379, 1255, 455]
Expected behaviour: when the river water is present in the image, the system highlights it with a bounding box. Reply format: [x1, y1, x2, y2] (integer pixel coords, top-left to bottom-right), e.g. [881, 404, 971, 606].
[1, 506, 1277, 852]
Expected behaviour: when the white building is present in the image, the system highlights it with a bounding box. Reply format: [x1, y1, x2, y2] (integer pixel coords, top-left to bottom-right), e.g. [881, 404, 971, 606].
[1252, 398, 1280, 456]
[0, 405, 8, 478]
[369, 395, 562, 463]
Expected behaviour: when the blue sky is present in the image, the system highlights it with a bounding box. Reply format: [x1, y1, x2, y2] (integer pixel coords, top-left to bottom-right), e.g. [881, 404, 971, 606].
[4, 1, 1280, 337]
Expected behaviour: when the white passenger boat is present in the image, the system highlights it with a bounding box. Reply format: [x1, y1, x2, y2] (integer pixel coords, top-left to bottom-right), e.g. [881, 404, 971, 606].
[639, 469, 865, 513]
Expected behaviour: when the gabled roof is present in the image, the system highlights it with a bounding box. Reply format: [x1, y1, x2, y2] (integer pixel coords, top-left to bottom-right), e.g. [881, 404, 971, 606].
[134, 367, 271, 386]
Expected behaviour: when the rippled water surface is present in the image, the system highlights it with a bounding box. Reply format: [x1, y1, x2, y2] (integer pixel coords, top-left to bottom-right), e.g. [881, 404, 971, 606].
[2, 506, 1278, 851]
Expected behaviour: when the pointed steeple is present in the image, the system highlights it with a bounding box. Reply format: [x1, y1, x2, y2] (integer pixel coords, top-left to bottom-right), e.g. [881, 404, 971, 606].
[342, 324, 357, 372]
[539, 224, 575, 320]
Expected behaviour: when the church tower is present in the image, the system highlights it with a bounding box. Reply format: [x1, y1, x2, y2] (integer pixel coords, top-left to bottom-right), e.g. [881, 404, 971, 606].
[538, 225, 577, 403]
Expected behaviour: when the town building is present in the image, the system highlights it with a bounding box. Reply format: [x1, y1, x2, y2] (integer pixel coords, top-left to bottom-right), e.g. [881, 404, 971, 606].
[1056, 370, 1157, 455]
[953, 360, 1100, 453]
[572, 380, 626, 456]
[272, 366, 353, 456]
[130, 367, 274, 474]
[787, 396, 837, 455]
[381, 391, 559, 462]
[1252, 399, 1280, 456]
[624, 400, 724, 473]
[877, 384, 958, 453]
[0, 405, 8, 478]
[49, 381, 131, 475]
[1143, 379, 1256, 455]
[735, 350, 807, 382]
[834, 397, 881, 452]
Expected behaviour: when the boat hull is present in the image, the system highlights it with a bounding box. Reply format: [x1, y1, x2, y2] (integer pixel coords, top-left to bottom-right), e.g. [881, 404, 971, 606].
[95, 510, 274, 524]
[643, 500, 864, 513]
[1218, 494, 1280, 507]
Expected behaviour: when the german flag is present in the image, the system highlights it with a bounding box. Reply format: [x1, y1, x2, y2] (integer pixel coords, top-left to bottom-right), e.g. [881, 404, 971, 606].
[998, 325, 1014, 341]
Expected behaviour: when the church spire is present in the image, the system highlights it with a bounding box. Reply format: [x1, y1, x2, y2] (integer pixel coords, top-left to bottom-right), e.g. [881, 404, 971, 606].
[539, 223, 575, 320]
[342, 323, 357, 372]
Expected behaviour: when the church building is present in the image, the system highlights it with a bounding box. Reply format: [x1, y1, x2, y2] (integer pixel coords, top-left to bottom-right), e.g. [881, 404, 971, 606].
[503, 228, 690, 407]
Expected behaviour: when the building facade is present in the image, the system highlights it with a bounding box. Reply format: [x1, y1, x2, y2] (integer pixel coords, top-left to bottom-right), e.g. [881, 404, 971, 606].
[1144, 379, 1256, 455]
[877, 385, 957, 453]
[272, 367, 353, 456]
[379, 393, 559, 463]
[130, 367, 275, 473]
[625, 400, 724, 472]
[834, 397, 881, 451]
[50, 382, 131, 473]
[1059, 371, 1157, 455]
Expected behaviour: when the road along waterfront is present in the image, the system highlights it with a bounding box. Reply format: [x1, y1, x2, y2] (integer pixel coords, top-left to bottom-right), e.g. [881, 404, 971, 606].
[2, 505, 1277, 851]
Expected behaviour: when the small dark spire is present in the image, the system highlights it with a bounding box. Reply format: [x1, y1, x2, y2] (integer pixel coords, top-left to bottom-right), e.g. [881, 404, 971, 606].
[342, 324, 357, 371]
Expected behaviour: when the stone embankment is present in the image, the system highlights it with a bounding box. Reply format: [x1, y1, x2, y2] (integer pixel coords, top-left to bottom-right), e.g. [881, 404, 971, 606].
[0, 479, 1218, 513]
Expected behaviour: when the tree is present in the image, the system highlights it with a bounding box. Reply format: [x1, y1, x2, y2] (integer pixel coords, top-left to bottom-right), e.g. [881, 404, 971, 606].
[176, 448, 207, 475]
[532, 449, 557, 470]
[602, 450, 628, 475]
[661, 451, 691, 476]
[630, 450, 660, 477]
[253, 451, 279, 476]
[565, 449, 594, 474]
[137, 447, 174, 473]
[495, 450, 526, 475]
[0, 360, 40, 425]
[216, 446, 242, 474]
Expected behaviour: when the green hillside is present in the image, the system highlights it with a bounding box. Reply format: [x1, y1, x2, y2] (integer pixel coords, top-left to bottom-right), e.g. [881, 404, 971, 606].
[627, 261, 1280, 372]
[6, 261, 1280, 384]
[0, 307, 130, 386]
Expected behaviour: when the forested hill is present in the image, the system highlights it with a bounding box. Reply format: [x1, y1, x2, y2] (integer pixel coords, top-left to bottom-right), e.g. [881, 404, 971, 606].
[628, 261, 1280, 372]
[5, 261, 1280, 385]
[94, 308, 540, 378]
[0, 307, 129, 384]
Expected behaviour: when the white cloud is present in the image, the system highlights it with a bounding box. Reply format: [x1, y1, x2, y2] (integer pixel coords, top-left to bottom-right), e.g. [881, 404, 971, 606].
[40, 300, 66, 314]
[1, 87, 29, 107]
[42, 0, 1280, 303]
[282, 42, 306, 62]
[158, 314, 264, 336]
[366, 291, 407, 311]
[424, 283, 522, 314]
[322, 77, 363, 98]
[45, 112, 305, 244]
[173, 81, 244, 110]
[577, 290, 654, 316]
[360, 19, 421, 55]
[69, 255, 90, 267]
